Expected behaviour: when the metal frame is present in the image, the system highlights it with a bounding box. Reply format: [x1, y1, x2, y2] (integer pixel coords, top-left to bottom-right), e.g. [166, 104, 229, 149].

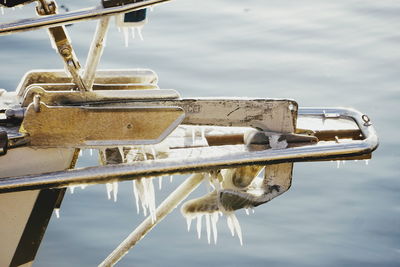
[0, 107, 378, 193]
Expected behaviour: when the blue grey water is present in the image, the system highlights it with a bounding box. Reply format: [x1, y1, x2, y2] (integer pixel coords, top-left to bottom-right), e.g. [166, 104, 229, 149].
[1, 0, 399, 266]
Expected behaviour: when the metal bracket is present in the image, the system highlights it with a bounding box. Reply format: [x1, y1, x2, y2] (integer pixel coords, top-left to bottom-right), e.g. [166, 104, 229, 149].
[36, 0, 87, 92]
[20, 102, 185, 147]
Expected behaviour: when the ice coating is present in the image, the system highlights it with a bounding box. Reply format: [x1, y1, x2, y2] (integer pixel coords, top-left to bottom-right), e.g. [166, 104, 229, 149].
[181, 164, 292, 245]
[181, 168, 255, 245]
[269, 135, 288, 150]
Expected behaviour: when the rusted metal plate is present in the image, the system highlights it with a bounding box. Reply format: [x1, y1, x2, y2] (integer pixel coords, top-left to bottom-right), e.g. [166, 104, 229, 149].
[20, 103, 184, 147]
[101, 98, 298, 133]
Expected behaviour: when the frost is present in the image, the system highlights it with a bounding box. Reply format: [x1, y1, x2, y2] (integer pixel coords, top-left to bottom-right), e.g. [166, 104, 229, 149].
[268, 135, 288, 150]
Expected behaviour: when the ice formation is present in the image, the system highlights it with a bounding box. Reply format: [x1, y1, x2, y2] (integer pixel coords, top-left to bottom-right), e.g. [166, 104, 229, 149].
[55, 208, 60, 219]
[69, 186, 75, 194]
[181, 169, 252, 245]
[132, 178, 156, 223]
[269, 135, 288, 150]
[185, 211, 221, 245]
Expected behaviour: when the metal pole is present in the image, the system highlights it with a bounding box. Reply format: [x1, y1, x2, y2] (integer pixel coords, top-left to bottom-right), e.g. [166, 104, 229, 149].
[98, 173, 205, 267]
[36, 0, 88, 92]
[83, 17, 111, 90]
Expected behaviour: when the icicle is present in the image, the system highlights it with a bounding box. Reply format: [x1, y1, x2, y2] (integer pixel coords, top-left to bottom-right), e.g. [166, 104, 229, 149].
[147, 178, 157, 223]
[205, 213, 211, 244]
[192, 128, 196, 144]
[158, 176, 163, 190]
[231, 213, 243, 246]
[150, 5, 154, 12]
[186, 216, 193, 232]
[132, 180, 140, 214]
[251, 208, 255, 214]
[211, 212, 219, 244]
[337, 160, 340, 169]
[113, 182, 119, 202]
[245, 208, 250, 215]
[226, 214, 235, 236]
[137, 26, 144, 41]
[196, 214, 203, 239]
[131, 27, 135, 39]
[106, 183, 112, 200]
[90, 149, 93, 156]
[170, 175, 173, 183]
[1, 7, 4, 15]
[118, 146, 124, 161]
[201, 127, 205, 140]
[55, 209, 60, 219]
[80, 184, 87, 190]
[69, 186, 75, 194]
[365, 159, 369, 165]
[342, 160, 346, 165]
[142, 146, 148, 160]
[79, 150, 83, 156]
[150, 146, 156, 160]
[123, 27, 129, 47]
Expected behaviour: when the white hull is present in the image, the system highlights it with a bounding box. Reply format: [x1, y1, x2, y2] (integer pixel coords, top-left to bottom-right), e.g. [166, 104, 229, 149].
[0, 147, 75, 267]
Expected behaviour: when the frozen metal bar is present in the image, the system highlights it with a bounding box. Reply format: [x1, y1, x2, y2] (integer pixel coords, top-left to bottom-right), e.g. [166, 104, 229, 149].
[98, 173, 205, 267]
[83, 17, 111, 90]
[0, 108, 378, 194]
[0, 0, 173, 35]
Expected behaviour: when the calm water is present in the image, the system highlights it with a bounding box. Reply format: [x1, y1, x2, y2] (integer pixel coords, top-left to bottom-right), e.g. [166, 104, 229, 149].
[1, 0, 399, 266]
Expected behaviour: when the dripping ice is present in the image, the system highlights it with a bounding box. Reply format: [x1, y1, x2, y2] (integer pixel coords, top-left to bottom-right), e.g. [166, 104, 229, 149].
[184, 211, 242, 245]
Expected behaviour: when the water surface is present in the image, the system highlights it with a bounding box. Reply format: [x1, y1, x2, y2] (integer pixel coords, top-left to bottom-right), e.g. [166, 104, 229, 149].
[0, 0, 399, 266]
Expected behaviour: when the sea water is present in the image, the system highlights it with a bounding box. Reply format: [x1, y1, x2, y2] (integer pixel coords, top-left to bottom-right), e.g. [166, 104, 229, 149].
[0, 0, 399, 266]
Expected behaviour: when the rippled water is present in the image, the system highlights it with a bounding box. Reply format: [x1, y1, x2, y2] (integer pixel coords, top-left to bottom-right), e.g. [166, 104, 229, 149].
[1, 0, 399, 266]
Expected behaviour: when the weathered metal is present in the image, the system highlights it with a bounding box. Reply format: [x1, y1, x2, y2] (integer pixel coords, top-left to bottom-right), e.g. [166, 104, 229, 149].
[20, 102, 185, 147]
[21, 86, 180, 107]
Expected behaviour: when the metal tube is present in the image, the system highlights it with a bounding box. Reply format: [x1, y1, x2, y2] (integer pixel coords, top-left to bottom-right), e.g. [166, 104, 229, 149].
[83, 17, 111, 90]
[0, 0, 173, 36]
[98, 173, 205, 267]
[0, 108, 378, 193]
